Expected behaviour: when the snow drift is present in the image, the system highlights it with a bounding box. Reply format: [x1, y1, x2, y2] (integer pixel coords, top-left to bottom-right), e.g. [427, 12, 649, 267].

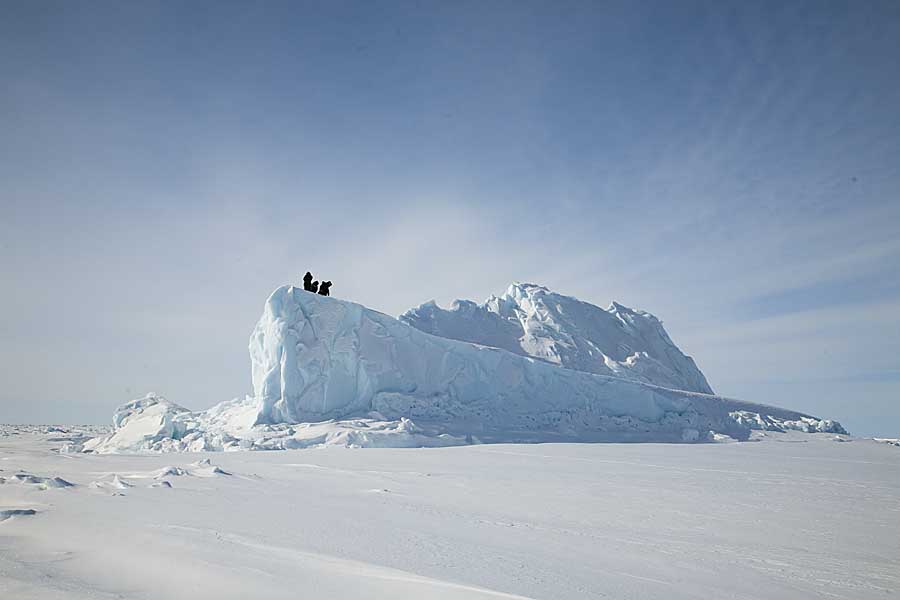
[85, 285, 844, 453]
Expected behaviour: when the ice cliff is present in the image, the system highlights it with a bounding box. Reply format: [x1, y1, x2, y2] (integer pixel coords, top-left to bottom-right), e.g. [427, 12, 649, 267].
[84, 285, 845, 453]
[402, 283, 714, 394]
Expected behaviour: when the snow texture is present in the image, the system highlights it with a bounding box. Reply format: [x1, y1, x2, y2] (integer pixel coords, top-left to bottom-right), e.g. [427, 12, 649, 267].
[1, 427, 898, 599]
[402, 282, 714, 393]
[85, 285, 843, 452]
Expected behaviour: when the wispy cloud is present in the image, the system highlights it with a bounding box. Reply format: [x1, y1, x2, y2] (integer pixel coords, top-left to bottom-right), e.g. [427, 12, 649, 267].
[1, 1, 899, 435]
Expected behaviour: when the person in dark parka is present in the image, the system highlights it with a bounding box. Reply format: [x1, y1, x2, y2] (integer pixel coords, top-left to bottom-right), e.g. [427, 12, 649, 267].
[318, 281, 332, 296]
[303, 271, 313, 292]
[310, 280, 319, 294]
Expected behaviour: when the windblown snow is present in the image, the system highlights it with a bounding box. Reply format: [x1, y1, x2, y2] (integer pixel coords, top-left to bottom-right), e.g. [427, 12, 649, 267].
[0, 426, 896, 600]
[83, 284, 844, 453]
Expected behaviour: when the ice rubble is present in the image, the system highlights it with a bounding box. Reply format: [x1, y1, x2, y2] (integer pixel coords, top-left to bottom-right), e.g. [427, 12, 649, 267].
[0, 473, 74, 488]
[402, 283, 714, 394]
[729, 410, 846, 434]
[85, 285, 844, 452]
[873, 438, 900, 447]
[0, 509, 38, 522]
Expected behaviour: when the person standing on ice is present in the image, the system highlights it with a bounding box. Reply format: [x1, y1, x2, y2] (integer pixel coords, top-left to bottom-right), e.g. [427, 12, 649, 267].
[303, 271, 313, 292]
[310, 280, 319, 293]
[318, 281, 331, 296]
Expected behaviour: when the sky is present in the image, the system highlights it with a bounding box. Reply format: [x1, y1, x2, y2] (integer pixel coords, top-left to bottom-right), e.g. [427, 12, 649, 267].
[2, 1, 899, 437]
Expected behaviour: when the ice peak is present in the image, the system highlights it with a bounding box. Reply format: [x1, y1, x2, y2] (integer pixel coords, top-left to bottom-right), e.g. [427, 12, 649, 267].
[402, 282, 715, 395]
[608, 301, 632, 313]
[501, 282, 551, 302]
[508, 282, 550, 293]
[607, 301, 654, 320]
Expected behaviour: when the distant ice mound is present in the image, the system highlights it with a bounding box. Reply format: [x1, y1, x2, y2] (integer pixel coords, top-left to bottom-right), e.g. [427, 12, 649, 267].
[729, 411, 846, 435]
[402, 283, 714, 394]
[85, 285, 844, 453]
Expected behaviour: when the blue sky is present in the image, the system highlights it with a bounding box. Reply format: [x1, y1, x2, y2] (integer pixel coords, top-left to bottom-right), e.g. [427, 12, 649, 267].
[2, 1, 899, 436]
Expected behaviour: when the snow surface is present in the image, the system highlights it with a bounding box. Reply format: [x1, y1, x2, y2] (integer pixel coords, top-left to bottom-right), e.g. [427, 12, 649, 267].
[2, 426, 898, 599]
[402, 283, 714, 394]
[84, 286, 843, 453]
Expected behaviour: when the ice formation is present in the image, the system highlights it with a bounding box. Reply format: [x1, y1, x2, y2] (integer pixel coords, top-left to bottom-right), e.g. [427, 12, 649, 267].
[873, 438, 900, 447]
[729, 410, 847, 434]
[402, 283, 714, 394]
[84, 285, 845, 452]
[0, 509, 38, 522]
[0, 473, 74, 488]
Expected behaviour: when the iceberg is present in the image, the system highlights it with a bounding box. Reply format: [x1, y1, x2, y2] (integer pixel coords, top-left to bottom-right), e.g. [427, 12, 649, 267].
[85, 285, 844, 452]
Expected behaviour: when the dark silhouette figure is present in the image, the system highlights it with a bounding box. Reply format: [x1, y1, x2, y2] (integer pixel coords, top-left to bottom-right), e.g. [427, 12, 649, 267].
[318, 281, 332, 296]
[303, 271, 313, 292]
[310, 280, 319, 294]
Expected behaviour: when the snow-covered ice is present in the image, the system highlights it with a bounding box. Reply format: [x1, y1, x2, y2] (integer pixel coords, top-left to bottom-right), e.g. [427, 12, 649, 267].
[84, 285, 844, 453]
[402, 282, 714, 394]
[1, 426, 897, 599]
[730, 410, 847, 434]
